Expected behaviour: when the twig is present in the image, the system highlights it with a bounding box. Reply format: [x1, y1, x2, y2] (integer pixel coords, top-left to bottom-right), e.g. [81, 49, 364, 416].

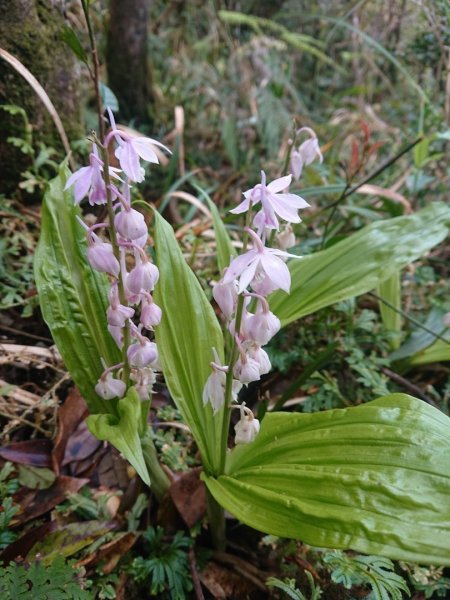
[320, 136, 423, 248]
[381, 368, 438, 408]
[369, 292, 450, 346]
[189, 548, 205, 600]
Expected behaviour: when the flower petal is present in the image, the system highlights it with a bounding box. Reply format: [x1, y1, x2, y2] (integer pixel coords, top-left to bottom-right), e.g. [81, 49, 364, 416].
[260, 253, 291, 293]
[230, 196, 252, 214]
[267, 174, 292, 194]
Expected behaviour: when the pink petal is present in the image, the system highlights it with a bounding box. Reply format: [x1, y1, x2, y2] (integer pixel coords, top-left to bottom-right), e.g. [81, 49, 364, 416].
[260, 253, 291, 293]
[267, 174, 292, 194]
[223, 250, 257, 283]
[275, 193, 310, 209]
[71, 169, 93, 204]
[266, 193, 302, 223]
[132, 138, 160, 163]
[230, 197, 252, 214]
[237, 258, 258, 293]
[115, 143, 143, 182]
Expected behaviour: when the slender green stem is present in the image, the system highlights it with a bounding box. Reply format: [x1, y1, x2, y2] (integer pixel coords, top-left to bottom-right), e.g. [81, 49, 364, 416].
[206, 490, 226, 551]
[141, 435, 170, 501]
[219, 208, 253, 473]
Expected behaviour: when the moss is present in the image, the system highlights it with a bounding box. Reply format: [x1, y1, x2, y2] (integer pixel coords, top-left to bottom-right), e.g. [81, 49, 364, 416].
[0, 0, 84, 195]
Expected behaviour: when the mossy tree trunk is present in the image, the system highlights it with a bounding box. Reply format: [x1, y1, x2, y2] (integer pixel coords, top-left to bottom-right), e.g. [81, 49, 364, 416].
[106, 0, 151, 126]
[0, 0, 83, 196]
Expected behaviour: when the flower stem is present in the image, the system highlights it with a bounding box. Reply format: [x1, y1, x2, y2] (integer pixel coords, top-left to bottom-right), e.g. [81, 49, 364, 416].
[218, 208, 253, 473]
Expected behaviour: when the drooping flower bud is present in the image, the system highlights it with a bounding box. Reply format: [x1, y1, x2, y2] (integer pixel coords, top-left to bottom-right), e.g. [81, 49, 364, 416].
[127, 338, 158, 368]
[277, 224, 296, 252]
[140, 294, 162, 328]
[202, 348, 242, 414]
[107, 283, 134, 327]
[234, 404, 260, 445]
[248, 344, 271, 375]
[247, 301, 280, 345]
[233, 353, 261, 385]
[213, 278, 238, 320]
[127, 257, 159, 294]
[114, 207, 148, 240]
[95, 371, 126, 400]
[108, 324, 124, 348]
[131, 367, 156, 401]
[87, 240, 120, 277]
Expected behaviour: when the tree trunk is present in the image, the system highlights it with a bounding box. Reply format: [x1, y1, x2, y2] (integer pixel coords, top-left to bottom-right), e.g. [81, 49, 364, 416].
[0, 0, 83, 196]
[106, 0, 151, 125]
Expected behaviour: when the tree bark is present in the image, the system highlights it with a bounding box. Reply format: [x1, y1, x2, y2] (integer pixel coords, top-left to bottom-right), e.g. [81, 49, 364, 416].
[106, 0, 151, 125]
[0, 0, 83, 195]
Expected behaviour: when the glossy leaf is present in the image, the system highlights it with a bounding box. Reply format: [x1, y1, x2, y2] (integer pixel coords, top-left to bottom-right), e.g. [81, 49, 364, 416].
[153, 211, 225, 475]
[270, 203, 450, 327]
[87, 388, 149, 485]
[34, 163, 121, 415]
[406, 338, 450, 366]
[204, 394, 450, 565]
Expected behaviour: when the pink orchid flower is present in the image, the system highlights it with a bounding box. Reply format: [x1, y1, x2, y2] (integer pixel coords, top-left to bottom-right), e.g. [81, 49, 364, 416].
[64, 144, 120, 205]
[231, 171, 309, 231]
[105, 108, 171, 182]
[222, 229, 298, 294]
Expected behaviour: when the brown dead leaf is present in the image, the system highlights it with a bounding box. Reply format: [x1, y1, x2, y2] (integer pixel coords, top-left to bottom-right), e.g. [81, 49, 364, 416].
[0, 439, 52, 467]
[52, 387, 90, 473]
[199, 561, 261, 599]
[62, 420, 102, 467]
[169, 467, 206, 528]
[0, 521, 56, 564]
[13, 475, 88, 525]
[75, 532, 138, 574]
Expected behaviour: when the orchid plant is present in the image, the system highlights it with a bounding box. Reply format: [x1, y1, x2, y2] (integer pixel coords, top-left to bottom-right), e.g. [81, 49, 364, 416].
[33, 0, 450, 568]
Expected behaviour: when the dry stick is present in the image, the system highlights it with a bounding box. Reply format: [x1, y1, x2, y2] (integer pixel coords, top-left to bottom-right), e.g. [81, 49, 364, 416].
[381, 367, 438, 408]
[368, 291, 450, 346]
[320, 136, 424, 249]
[0, 48, 75, 170]
[188, 548, 205, 600]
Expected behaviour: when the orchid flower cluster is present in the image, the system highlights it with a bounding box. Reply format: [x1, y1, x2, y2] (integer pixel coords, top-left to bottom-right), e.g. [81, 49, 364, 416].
[203, 128, 321, 444]
[65, 109, 170, 404]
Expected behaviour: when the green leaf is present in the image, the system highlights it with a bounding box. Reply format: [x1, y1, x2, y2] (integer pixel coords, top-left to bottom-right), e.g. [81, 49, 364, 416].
[61, 25, 88, 64]
[100, 83, 119, 112]
[376, 271, 402, 350]
[87, 388, 149, 486]
[389, 307, 450, 364]
[34, 163, 121, 415]
[203, 394, 450, 565]
[28, 521, 114, 565]
[193, 184, 236, 273]
[270, 203, 450, 327]
[406, 338, 450, 366]
[18, 466, 56, 490]
[152, 211, 225, 475]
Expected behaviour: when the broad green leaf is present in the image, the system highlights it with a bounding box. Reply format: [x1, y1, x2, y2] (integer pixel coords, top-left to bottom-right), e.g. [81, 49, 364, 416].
[376, 271, 402, 350]
[34, 163, 121, 415]
[87, 388, 149, 486]
[270, 203, 450, 327]
[203, 394, 450, 565]
[153, 211, 225, 475]
[194, 184, 236, 273]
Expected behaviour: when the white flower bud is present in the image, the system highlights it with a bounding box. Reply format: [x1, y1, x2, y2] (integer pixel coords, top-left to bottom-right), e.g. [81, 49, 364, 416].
[114, 208, 147, 240]
[95, 372, 126, 400]
[234, 406, 260, 445]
